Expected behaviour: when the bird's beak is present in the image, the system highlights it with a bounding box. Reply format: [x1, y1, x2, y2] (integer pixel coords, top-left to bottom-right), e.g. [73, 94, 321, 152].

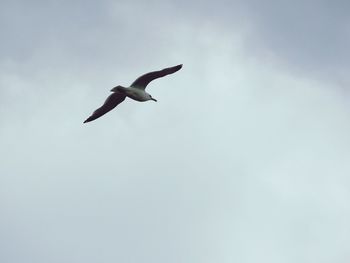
[151, 98, 157, 102]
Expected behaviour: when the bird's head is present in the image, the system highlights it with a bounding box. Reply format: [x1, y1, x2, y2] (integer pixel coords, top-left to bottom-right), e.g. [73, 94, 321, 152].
[149, 94, 157, 102]
[110, 85, 124, 92]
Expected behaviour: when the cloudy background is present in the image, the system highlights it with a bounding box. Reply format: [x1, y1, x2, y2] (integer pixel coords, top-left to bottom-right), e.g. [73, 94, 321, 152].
[1, 0, 350, 262]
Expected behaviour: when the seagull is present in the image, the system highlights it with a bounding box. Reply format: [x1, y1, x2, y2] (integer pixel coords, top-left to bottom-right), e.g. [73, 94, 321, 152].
[83, 64, 182, 123]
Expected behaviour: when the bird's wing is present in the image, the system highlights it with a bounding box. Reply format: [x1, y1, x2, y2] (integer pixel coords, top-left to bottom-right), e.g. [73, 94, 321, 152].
[130, 64, 182, 89]
[84, 92, 126, 123]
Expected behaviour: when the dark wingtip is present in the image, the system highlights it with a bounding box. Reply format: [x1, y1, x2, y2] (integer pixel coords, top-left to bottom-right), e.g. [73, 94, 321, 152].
[172, 64, 183, 72]
[83, 117, 92, 123]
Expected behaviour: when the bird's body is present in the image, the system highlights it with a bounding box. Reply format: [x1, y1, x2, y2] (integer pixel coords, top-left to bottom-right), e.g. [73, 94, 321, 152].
[84, 64, 182, 123]
[114, 86, 154, 102]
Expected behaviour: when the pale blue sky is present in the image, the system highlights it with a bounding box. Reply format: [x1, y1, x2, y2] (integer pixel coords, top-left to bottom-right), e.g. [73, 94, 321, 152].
[1, 1, 350, 262]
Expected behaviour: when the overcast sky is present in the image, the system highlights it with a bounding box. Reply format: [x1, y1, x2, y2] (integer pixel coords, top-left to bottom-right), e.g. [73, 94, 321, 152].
[1, 0, 350, 262]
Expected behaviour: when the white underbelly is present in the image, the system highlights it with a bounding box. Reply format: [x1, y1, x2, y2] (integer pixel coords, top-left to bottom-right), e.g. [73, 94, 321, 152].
[124, 88, 148, 102]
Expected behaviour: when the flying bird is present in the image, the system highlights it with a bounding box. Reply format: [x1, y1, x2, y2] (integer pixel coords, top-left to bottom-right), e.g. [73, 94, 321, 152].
[83, 64, 182, 123]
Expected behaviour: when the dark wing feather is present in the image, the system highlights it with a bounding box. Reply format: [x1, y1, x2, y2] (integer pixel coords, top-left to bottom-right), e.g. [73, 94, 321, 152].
[83, 92, 126, 123]
[130, 64, 182, 89]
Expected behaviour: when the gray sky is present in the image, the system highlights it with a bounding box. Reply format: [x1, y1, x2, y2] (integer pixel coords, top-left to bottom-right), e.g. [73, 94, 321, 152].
[1, 0, 350, 262]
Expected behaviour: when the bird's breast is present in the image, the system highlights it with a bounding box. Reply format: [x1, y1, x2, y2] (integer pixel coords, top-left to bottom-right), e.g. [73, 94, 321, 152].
[124, 88, 149, 102]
